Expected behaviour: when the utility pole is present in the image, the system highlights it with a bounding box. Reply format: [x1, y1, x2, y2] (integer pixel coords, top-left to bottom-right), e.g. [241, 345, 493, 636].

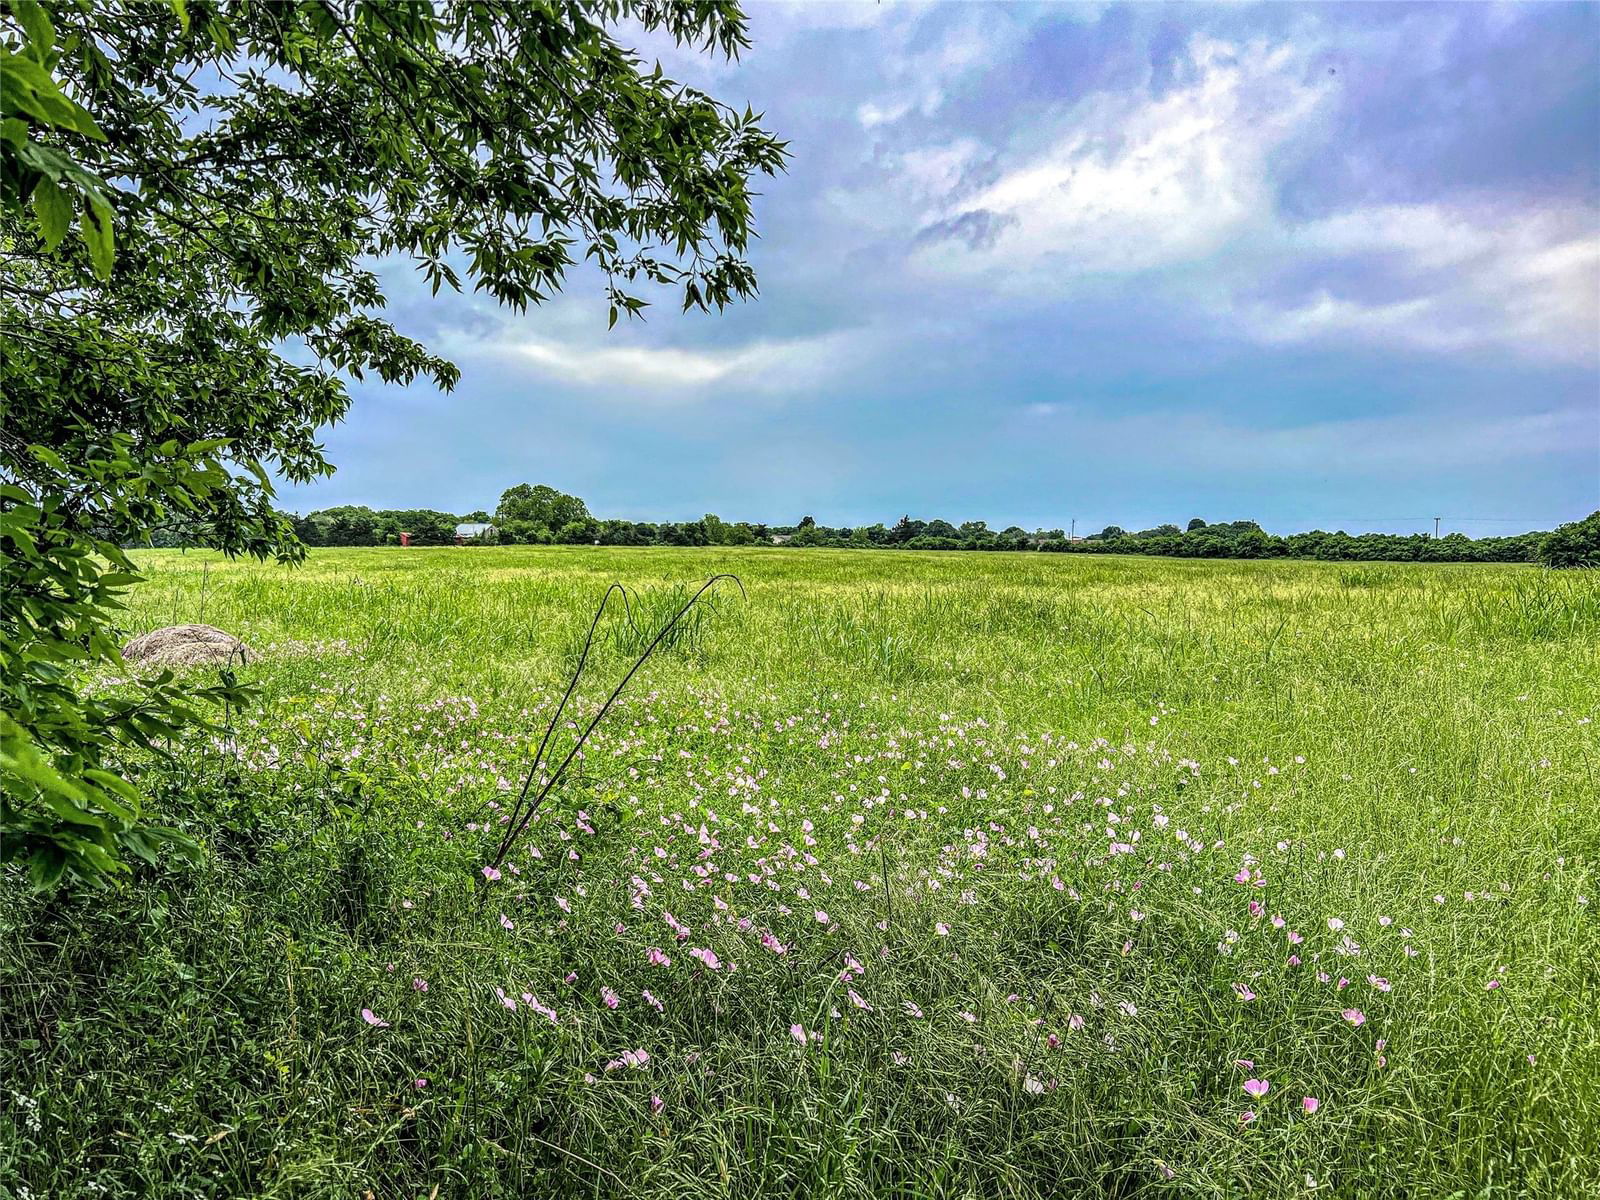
[1070, 518, 1075, 540]
[1434, 516, 1441, 539]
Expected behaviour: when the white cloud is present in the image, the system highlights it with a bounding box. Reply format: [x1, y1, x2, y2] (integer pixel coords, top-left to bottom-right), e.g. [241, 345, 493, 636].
[915, 36, 1330, 277]
[895, 29, 1599, 364]
[1241, 205, 1600, 362]
[440, 323, 866, 398]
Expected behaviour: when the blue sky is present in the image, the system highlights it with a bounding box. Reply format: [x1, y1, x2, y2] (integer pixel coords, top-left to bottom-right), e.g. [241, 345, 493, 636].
[286, 1, 1600, 536]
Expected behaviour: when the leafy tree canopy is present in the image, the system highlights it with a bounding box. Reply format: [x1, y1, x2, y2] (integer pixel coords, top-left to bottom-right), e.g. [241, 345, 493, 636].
[1537, 511, 1600, 569]
[496, 483, 590, 530]
[0, 0, 784, 887]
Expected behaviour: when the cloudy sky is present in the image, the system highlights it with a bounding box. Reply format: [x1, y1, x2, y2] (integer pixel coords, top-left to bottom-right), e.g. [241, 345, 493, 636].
[287, 1, 1600, 536]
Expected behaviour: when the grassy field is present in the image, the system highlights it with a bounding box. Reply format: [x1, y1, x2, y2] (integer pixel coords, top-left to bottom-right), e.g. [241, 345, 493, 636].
[4, 547, 1597, 1198]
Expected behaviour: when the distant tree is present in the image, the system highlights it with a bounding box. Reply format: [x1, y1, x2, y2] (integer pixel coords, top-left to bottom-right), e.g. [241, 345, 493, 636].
[1093, 526, 1127, 541]
[1537, 511, 1600, 568]
[461, 510, 492, 524]
[798, 515, 816, 530]
[497, 484, 589, 530]
[291, 515, 322, 547]
[385, 509, 456, 545]
[556, 517, 601, 545]
[890, 516, 925, 544]
[1187, 518, 1207, 531]
[702, 513, 730, 545]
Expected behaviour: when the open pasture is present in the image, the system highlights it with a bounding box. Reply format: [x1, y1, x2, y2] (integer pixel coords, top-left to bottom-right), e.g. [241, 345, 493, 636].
[4, 548, 1597, 1198]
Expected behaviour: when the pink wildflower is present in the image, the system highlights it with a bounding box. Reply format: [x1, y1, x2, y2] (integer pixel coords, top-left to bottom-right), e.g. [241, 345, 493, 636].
[1243, 1079, 1269, 1098]
[1341, 1008, 1366, 1026]
[360, 1008, 389, 1028]
[1302, 1096, 1320, 1114]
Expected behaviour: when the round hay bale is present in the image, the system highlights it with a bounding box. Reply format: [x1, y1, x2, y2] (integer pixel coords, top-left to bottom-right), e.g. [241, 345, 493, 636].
[121, 624, 251, 667]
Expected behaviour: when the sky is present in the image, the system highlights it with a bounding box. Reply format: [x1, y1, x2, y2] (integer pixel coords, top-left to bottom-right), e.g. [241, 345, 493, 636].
[285, 1, 1600, 537]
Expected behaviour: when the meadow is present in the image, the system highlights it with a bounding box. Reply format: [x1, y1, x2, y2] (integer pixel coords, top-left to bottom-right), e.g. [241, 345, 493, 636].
[3, 546, 1597, 1198]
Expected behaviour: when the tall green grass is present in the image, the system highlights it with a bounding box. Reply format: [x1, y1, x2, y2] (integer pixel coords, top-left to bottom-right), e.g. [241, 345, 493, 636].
[1, 547, 1595, 1198]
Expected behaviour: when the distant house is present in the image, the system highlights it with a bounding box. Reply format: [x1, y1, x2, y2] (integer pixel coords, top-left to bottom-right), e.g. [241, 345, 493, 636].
[399, 531, 412, 547]
[770, 533, 792, 545]
[454, 522, 496, 545]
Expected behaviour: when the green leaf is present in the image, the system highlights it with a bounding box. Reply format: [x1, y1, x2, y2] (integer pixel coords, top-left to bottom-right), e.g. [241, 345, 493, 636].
[0, 47, 105, 140]
[27, 846, 68, 890]
[31, 176, 71, 250]
[12, 1, 56, 60]
[82, 769, 143, 821]
[80, 191, 115, 279]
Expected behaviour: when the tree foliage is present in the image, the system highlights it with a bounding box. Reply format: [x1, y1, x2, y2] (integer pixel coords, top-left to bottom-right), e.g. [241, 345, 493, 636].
[299, 481, 1562, 563]
[1536, 511, 1600, 569]
[496, 483, 590, 533]
[0, 0, 784, 887]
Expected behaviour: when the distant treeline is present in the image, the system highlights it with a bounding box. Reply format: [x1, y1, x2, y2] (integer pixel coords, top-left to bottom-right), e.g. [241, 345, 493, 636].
[144, 485, 1596, 567]
[289, 507, 474, 547]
